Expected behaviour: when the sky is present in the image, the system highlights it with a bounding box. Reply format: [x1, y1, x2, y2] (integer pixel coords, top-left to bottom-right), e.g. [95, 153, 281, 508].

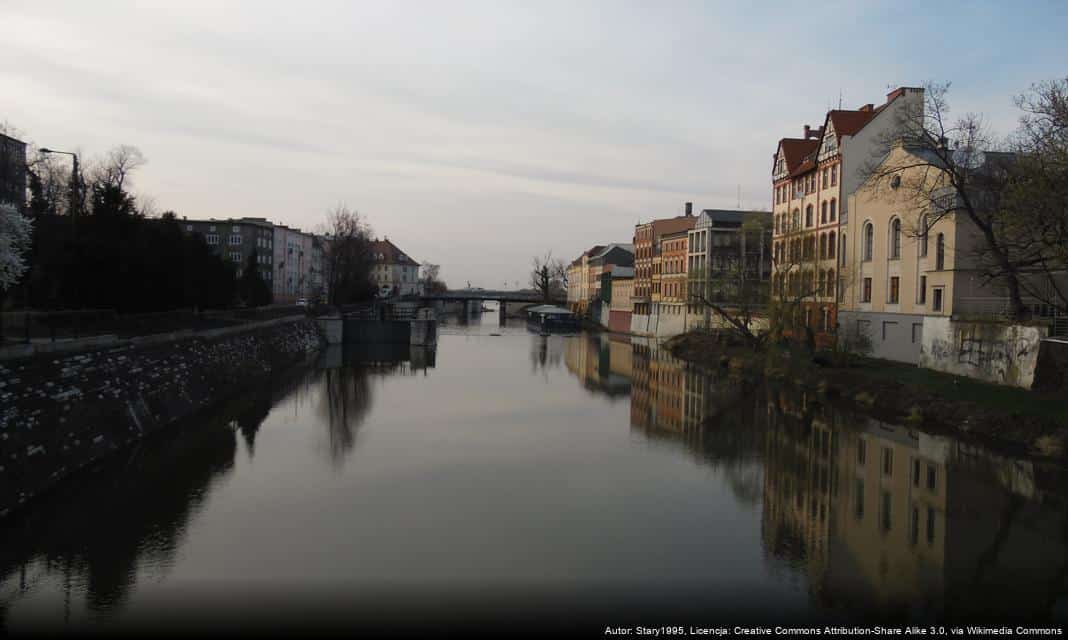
[2, 1, 1066, 289]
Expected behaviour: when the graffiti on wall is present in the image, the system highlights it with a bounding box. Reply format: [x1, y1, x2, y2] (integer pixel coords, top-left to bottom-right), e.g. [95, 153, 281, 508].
[932, 330, 1041, 384]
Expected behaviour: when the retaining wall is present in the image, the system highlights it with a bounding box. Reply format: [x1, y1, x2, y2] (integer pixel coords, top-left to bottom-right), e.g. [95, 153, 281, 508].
[0, 317, 324, 519]
[919, 317, 1048, 388]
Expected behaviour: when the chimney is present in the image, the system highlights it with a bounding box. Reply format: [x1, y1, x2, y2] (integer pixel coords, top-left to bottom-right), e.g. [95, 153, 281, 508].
[886, 87, 905, 103]
[859, 103, 874, 112]
[685, 202, 693, 217]
[803, 125, 811, 138]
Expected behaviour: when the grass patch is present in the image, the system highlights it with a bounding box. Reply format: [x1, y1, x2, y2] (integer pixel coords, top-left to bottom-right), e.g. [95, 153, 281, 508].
[846, 356, 1068, 427]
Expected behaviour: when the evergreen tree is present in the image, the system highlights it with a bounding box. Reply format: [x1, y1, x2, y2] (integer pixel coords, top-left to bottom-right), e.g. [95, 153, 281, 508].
[240, 250, 272, 307]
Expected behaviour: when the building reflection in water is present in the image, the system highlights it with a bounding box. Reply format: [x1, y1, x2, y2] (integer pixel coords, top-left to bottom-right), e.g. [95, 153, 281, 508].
[566, 332, 1068, 620]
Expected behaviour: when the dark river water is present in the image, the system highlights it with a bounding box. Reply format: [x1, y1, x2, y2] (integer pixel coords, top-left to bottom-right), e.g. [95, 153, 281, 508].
[2, 309, 1068, 634]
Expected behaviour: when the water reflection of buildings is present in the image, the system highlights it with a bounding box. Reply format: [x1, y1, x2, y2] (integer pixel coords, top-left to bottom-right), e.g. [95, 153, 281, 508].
[561, 334, 1068, 620]
[763, 391, 1068, 619]
[564, 334, 631, 399]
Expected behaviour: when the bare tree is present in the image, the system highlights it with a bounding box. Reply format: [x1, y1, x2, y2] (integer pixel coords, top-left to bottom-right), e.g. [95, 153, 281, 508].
[687, 217, 772, 349]
[90, 145, 146, 192]
[766, 230, 857, 352]
[321, 204, 375, 306]
[420, 262, 447, 294]
[530, 251, 566, 303]
[861, 82, 1031, 318]
[1002, 78, 1068, 314]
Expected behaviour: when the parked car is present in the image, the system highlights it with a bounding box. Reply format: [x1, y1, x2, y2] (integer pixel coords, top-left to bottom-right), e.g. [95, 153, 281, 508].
[296, 298, 308, 307]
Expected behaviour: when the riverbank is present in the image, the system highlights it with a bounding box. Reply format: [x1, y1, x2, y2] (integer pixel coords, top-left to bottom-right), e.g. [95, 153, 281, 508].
[0, 317, 324, 520]
[664, 331, 1068, 459]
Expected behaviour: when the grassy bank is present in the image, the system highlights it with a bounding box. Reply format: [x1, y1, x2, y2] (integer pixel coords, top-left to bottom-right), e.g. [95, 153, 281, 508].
[664, 331, 1068, 459]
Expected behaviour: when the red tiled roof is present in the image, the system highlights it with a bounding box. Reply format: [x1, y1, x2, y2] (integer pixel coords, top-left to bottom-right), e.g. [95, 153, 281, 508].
[370, 238, 418, 266]
[827, 108, 880, 137]
[776, 138, 819, 174]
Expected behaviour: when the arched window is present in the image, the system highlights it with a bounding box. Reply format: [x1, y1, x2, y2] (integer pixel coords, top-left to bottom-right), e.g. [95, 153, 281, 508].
[821, 201, 828, 224]
[819, 234, 827, 259]
[829, 199, 837, 221]
[792, 208, 800, 231]
[936, 233, 945, 270]
[863, 222, 874, 261]
[806, 205, 814, 227]
[889, 218, 901, 260]
[828, 231, 836, 259]
[827, 269, 836, 297]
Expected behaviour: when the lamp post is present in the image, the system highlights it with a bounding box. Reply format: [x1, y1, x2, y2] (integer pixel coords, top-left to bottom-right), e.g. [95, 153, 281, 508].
[39, 148, 81, 222]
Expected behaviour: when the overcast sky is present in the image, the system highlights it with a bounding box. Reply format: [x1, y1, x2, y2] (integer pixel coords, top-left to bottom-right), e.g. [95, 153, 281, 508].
[3, 1, 1066, 288]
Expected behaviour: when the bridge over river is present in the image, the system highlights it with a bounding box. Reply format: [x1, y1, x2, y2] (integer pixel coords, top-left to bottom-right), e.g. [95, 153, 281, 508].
[420, 289, 565, 305]
[420, 289, 566, 322]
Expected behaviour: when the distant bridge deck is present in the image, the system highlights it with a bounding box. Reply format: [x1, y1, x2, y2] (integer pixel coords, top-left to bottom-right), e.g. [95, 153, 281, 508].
[421, 290, 565, 305]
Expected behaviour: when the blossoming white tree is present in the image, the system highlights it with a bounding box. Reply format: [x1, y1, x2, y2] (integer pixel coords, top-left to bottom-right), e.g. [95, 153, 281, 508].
[0, 202, 33, 291]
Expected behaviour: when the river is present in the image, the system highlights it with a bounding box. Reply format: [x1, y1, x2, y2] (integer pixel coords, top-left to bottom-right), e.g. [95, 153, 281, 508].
[2, 309, 1067, 634]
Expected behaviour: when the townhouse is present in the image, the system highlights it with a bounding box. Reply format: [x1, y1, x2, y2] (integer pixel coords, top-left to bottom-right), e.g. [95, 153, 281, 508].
[631, 204, 696, 336]
[770, 87, 924, 345]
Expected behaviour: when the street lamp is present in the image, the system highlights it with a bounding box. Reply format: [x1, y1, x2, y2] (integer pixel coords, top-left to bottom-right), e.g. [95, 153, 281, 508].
[39, 147, 82, 220]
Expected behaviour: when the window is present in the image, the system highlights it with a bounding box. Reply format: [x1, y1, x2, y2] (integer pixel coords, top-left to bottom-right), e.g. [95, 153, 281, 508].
[826, 269, 835, 297]
[229, 234, 242, 245]
[230, 252, 241, 262]
[936, 233, 946, 270]
[862, 277, 872, 303]
[819, 234, 827, 259]
[927, 507, 936, 544]
[821, 201, 828, 224]
[806, 205, 813, 227]
[919, 275, 927, 304]
[206, 234, 219, 245]
[933, 286, 944, 312]
[927, 465, 937, 491]
[881, 490, 892, 532]
[828, 231, 836, 258]
[232, 225, 241, 232]
[792, 209, 800, 230]
[858, 439, 866, 465]
[889, 276, 900, 304]
[912, 460, 921, 487]
[863, 222, 874, 261]
[882, 448, 893, 476]
[890, 218, 901, 259]
[855, 479, 865, 519]
[920, 215, 929, 257]
[822, 168, 829, 188]
[829, 198, 837, 220]
[831, 165, 837, 186]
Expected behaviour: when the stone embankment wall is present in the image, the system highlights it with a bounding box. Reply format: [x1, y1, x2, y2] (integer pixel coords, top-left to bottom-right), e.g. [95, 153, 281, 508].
[0, 318, 323, 519]
[919, 317, 1048, 388]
